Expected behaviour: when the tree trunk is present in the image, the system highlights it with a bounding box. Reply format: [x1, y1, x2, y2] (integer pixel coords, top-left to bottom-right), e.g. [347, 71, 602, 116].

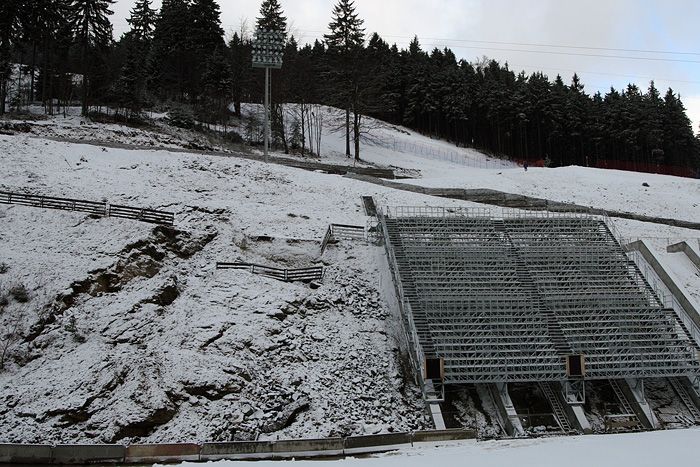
[345, 107, 350, 157]
[353, 111, 360, 161]
[0, 80, 6, 115]
[300, 102, 306, 157]
[81, 34, 89, 117]
[30, 42, 37, 104]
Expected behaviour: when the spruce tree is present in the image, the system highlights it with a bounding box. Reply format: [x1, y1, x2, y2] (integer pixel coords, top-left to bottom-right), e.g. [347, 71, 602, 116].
[229, 32, 253, 118]
[325, 0, 365, 159]
[127, 0, 156, 42]
[191, 0, 225, 52]
[201, 48, 233, 124]
[0, 0, 22, 115]
[257, 0, 287, 32]
[69, 0, 115, 115]
[117, 0, 156, 117]
[150, 0, 193, 100]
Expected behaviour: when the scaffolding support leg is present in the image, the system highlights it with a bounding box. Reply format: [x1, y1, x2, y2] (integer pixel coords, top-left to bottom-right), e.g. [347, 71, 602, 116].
[491, 383, 525, 437]
[556, 381, 591, 434]
[624, 378, 659, 429]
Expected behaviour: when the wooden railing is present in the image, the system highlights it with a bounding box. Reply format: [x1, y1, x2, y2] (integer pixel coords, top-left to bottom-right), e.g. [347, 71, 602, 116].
[216, 262, 325, 283]
[320, 223, 366, 255]
[0, 190, 174, 226]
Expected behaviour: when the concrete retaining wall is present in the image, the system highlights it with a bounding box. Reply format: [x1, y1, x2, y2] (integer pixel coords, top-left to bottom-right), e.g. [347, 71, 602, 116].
[0, 430, 477, 465]
[125, 443, 201, 463]
[626, 240, 700, 335]
[667, 241, 700, 270]
[344, 433, 413, 455]
[0, 444, 52, 464]
[52, 444, 125, 465]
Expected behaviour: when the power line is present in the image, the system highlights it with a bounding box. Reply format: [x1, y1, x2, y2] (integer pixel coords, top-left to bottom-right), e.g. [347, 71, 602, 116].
[507, 63, 700, 86]
[295, 29, 700, 57]
[293, 31, 700, 65]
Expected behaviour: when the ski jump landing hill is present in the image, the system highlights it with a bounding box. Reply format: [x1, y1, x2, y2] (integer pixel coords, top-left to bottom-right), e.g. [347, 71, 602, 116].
[378, 206, 700, 435]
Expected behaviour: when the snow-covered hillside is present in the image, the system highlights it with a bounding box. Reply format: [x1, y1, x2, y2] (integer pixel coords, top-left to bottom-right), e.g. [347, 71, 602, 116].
[1, 109, 699, 447]
[243, 104, 699, 221]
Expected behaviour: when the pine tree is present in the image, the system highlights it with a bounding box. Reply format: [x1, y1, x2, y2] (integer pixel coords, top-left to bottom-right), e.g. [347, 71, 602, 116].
[229, 32, 253, 117]
[191, 0, 225, 52]
[115, 43, 146, 116]
[115, 0, 156, 116]
[0, 0, 22, 115]
[256, 0, 287, 32]
[68, 0, 115, 115]
[325, 0, 365, 159]
[35, 3, 74, 114]
[127, 0, 156, 42]
[149, 0, 193, 101]
[201, 48, 233, 124]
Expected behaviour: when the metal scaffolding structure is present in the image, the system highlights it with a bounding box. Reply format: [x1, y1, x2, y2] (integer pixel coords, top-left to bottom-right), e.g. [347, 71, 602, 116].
[378, 207, 700, 391]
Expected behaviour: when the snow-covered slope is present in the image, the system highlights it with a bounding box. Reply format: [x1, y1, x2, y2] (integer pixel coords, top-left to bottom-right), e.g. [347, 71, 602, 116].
[1, 108, 699, 447]
[245, 104, 699, 222]
[0, 133, 490, 444]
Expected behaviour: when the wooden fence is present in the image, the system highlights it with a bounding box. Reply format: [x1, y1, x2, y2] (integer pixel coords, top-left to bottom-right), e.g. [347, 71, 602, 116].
[321, 223, 366, 255]
[0, 191, 174, 226]
[217, 262, 325, 283]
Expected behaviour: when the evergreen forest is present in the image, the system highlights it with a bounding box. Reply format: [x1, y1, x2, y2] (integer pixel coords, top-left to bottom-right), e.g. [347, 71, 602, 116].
[1, 0, 698, 174]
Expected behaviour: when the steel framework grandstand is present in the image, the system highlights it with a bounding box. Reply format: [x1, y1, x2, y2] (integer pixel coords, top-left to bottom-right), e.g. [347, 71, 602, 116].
[378, 207, 700, 390]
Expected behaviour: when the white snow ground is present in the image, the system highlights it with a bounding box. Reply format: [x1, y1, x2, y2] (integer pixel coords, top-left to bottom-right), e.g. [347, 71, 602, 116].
[239, 104, 699, 222]
[165, 429, 700, 467]
[1, 109, 699, 448]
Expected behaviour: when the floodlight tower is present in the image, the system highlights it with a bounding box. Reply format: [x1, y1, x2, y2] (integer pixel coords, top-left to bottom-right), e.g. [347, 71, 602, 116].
[252, 29, 285, 163]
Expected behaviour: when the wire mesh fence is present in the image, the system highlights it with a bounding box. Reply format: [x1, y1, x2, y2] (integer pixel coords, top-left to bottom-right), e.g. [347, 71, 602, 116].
[368, 137, 517, 170]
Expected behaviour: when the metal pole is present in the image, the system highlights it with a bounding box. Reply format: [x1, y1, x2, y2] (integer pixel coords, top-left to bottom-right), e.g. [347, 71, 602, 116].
[264, 67, 270, 163]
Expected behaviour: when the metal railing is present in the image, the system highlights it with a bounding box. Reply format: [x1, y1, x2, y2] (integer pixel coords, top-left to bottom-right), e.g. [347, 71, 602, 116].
[383, 206, 492, 219]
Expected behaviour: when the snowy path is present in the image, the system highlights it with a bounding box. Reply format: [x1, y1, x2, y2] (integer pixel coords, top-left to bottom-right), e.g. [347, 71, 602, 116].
[166, 428, 700, 467]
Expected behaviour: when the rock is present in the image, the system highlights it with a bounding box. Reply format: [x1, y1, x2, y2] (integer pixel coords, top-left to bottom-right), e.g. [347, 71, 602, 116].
[643, 182, 650, 187]
[230, 411, 245, 424]
[259, 398, 309, 433]
[267, 309, 286, 321]
[311, 332, 325, 342]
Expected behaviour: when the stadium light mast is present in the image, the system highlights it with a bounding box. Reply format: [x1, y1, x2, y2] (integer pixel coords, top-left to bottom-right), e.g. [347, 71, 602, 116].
[252, 29, 285, 163]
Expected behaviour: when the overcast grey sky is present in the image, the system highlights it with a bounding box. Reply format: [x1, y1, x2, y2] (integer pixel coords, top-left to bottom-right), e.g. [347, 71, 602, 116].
[111, 0, 700, 132]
